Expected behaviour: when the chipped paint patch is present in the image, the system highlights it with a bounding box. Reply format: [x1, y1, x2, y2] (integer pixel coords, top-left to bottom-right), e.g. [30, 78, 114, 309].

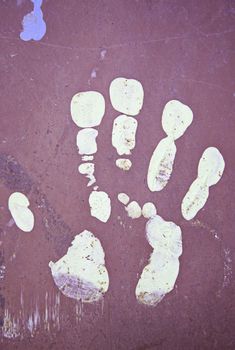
[136, 215, 182, 306]
[112, 115, 138, 155]
[109, 77, 144, 116]
[8, 192, 34, 232]
[71, 91, 105, 128]
[117, 193, 130, 205]
[49, 230, 109, 303]
[181, 147, 225, 220]
[89, 190, 111, 222]
[125, 201, 142, 219]
[142, 202, 157, 218]
[116, 158, 132, 171]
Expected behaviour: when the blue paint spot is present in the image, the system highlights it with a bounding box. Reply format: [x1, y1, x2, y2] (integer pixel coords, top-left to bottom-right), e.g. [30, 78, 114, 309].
[20, 0, 46, 41]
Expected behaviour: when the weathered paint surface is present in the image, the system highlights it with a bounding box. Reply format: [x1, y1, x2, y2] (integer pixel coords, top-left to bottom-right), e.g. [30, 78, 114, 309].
[0, 1, 234, 349]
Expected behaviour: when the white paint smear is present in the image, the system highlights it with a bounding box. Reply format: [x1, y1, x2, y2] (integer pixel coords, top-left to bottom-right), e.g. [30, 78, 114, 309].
[116, 158, 132, 171]
[82, 155, 94, 161]
[117, 193, 130, 205]
[147, 100, 193, 192]
[112, 115, 138, 155]
[125, 201, 142, 219]
[71, 91, 105, 128]
[49, 230, 109, 303]
[109, 77, 144, 116]
[181, 147, 225, 220]
[76, 128, 98, 155]
[78, 163, 96, 187]
[89, 191, 111, 222]
[136, 215, 182, 306]
[147, 137, 176, 192]
[142, 202, 157, 219]
[8, 192, 34, 232]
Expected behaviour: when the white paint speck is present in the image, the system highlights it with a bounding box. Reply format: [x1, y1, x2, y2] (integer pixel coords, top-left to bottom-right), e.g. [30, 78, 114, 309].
[116, 158, 132, 171]
[117, 193, 130, 205]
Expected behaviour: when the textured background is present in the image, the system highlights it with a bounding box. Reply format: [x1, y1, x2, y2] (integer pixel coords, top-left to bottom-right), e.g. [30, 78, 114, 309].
[0, 0, 235, 349]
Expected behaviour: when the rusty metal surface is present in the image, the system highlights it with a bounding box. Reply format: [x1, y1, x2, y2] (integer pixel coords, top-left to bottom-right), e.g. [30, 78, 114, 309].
[0, 0, 235, 349]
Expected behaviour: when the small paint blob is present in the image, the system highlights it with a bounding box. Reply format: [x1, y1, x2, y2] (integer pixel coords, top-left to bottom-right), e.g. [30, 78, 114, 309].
[49, 230, 109, 303]
[71, 91, 105, 128]
[142, 202, 157, 218]
[117, 193, 130, 205]
[109, 77, 144, 116]
[82, 155, 94, 161]
[89, 191, 111, 222]
[125, 201, 142, 219]
[116, 158, 132, 171]
[8, 192, 34, 232]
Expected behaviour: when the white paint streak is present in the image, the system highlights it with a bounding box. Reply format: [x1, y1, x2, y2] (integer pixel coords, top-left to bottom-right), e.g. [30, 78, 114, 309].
[8, 192, 34, 232]
[112, 115, 138, 155]
[109, 77, 144, 116]
[181, 147, 225, 220]
[147, 100, 193, 192]
[136, 215, 182, 306]
[222, 248, 232, 289]
[76, 128, 98, 155]
[116, 158, 132, 171]
[49, 230, 109, 302]
[78, 163, 96, 187]
[89, 190, 111, 222]
[117, 193, 130, 205]
[3, 309, 20, 339]
[125, 201, 142, 219]
[71, 91, 105, 128]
